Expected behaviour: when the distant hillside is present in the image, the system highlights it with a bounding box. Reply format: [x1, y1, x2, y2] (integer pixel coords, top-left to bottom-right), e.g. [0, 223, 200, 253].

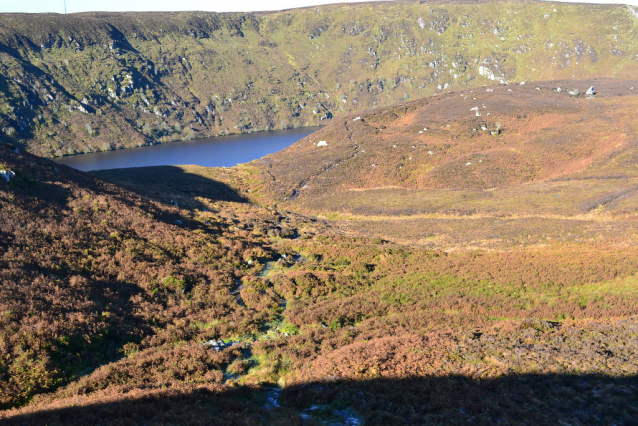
[1, 1, 638, 157]
[259, 78, 638, 199]
[253, 78, 638, 245]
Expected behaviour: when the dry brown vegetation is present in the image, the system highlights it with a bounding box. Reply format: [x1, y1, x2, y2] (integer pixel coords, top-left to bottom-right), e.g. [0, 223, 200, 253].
[0, 144, 295, 410]
[256, 79, 638, 249]
[259, 78, 638, 201]
[2, 80, 638, 424]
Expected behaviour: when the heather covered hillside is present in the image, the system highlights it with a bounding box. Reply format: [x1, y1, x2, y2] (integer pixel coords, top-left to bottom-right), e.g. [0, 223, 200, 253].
[1, 1, 638, 157]
[256, 78, 638, 246]
[0, 143, 299, 410]
[2, 95, 638, 422]
[2, 2, 638, 420]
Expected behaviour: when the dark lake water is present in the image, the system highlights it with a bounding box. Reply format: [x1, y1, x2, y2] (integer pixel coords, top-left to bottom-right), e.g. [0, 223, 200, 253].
[55, 127, 321, 172]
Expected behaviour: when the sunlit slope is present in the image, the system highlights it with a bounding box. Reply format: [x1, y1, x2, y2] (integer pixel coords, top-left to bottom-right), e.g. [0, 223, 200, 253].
[259, 79, 638, 207]
[2, 101, 638, 424]
[1, 2, 638, 156]
[254, 78, 638, 246]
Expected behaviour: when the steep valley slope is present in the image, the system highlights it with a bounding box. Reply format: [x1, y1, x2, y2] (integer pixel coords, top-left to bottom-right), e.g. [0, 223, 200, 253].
[1, 0, 638, 157]
[1, 80, 638, 424]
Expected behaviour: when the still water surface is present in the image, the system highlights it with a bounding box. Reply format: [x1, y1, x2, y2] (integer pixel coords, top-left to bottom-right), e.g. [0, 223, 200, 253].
[55, 127, 321, 172]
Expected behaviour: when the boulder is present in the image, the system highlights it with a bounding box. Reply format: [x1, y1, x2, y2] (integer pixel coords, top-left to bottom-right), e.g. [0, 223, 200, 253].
[204, 340, 224, 351]
[0, 170, 15, 182]
[203, 339, 239, 351]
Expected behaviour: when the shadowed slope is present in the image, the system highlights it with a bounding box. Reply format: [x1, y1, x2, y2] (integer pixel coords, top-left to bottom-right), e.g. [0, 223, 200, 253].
[2, 372, 636, 424]
[93, 166, 249, 211]
[0, 144, 286, 408]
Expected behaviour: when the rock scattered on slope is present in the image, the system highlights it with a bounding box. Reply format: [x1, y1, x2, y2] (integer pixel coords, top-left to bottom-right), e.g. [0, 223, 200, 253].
[203, 340, 239, 351]
[0, 170, 15, 182]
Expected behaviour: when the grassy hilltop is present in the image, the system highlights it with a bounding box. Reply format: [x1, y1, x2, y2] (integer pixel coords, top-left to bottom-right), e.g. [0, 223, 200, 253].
[1, 1, 638, 157]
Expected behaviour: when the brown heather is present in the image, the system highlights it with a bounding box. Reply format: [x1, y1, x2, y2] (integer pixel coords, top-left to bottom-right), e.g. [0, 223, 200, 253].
[2, 80, 638, 424]
[0, 143, 286, 408]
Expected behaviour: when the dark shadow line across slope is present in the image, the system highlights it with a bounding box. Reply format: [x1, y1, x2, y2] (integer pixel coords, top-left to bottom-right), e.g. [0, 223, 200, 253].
[3, 373, 637, 425]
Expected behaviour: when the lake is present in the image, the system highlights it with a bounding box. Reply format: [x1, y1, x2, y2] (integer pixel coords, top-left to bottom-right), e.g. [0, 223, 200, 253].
[55, 127, 322, 172]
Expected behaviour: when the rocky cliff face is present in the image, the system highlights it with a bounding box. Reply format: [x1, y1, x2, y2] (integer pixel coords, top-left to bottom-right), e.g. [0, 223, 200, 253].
[1, 1, 637, 157]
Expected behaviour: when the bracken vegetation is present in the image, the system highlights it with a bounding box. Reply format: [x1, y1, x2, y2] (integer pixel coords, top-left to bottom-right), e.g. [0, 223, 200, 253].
[0, 143, 294, 410]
